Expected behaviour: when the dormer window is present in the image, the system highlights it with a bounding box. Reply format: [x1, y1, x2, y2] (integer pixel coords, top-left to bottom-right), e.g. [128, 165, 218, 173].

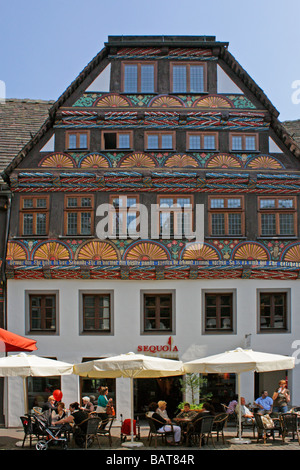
[122, 62, 156, 93]
[171, 63, 206, 93]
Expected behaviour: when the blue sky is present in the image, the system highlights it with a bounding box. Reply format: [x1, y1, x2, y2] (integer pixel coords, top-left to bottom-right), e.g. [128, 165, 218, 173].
[0, 0, 300, 121]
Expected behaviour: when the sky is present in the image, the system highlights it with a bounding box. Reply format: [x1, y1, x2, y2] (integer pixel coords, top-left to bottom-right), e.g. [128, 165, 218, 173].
[0, 0, 300, 122]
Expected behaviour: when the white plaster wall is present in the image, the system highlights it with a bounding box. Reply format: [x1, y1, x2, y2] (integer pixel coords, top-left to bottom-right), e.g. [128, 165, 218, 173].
[6, 278, 300, 426]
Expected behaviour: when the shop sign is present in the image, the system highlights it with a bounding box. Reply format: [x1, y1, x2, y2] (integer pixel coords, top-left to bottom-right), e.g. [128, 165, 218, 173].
[137, 336, 179, 359]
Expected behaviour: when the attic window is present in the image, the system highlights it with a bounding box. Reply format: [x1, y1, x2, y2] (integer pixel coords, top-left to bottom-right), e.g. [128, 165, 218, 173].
[171, 63, 206, 93]
[102, 131, 132, 150]
[230, 133, 258, 152]
[122, 62, 156, 93]
[66, 131, 89, 150]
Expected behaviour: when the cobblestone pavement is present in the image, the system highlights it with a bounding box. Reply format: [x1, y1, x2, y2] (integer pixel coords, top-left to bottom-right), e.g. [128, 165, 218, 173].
[0, 424, 299, 451]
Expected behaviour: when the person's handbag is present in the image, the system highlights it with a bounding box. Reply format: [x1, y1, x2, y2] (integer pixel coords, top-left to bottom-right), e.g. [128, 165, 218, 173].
[261, 414, 274, 429]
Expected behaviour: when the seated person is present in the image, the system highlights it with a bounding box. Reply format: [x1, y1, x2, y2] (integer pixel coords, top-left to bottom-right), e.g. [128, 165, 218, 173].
[174, 403, 198, 423]
[226, 395, 238, 414]
[147, 402, 181, 445]
[235, 397, 254, 423]
[198, 402, 216, 416]
[53, 401, 89, 445]
[156, 401, 170, 421]
[80, 396, 95, 413]
[254, 390, 273, 415]
[51, 401, 66, 423]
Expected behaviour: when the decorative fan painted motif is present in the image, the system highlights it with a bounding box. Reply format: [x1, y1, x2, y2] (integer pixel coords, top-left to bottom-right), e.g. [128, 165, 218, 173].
[181, 243, 220, 260]
[40, 153, 75, 168]
[124, 242, 169, 261]
[76, 241, 119, 261]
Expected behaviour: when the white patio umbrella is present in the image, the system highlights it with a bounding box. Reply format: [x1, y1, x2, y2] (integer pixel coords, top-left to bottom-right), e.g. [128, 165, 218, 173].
[0, 353, 74, 414]
[74, 352, 184, 447]
[184, 348, 295, 444]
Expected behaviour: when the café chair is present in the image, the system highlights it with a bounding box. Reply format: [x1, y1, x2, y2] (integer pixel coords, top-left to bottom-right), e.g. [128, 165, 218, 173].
[254, 413, 276, 444]
[211, 413, 228, 444]
[146, 416, 175, 447]
[97, 416, 115, 447]
[186, 415, 215, 448]
[280, 413, 300, 445]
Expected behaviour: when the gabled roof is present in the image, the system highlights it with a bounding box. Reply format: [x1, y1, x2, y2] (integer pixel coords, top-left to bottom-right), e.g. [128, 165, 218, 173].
[0, 98, 54, 181]
[1, 36, 300, 182]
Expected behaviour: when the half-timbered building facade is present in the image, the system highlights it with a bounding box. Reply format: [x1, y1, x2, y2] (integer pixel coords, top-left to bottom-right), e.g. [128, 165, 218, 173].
[2, 36, 300, 425]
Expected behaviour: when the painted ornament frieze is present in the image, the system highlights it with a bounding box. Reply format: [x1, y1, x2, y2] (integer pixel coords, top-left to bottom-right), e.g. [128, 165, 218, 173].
[72, 93, 256, 110]
[6, 238, 300, 266]
[39, 151, 285, 170]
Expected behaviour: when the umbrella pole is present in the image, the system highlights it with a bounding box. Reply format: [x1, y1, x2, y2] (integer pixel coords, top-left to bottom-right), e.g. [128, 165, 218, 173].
[121, 376, 143, 448]
[229, 372, 251, 445]
[23, 377, 28, 415]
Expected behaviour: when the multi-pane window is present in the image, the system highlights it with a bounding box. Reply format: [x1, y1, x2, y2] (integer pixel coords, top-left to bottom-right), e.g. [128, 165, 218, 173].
[145, 132, 175, 150]
[66, 131, 89, 150]
[123, 62, 156, 93]
[171, 63, 206, 93]
[29, 294, 56, 332]
[20, 196, 49, 236]
[258, 197, 296, 237]
[259, 292, 287, 331]
[208, 196, 244, 237]
[82, 294, 111, 332]
[110, 195, 139, 237]
[102, 131, 132, 150]
[144, 293, 172, 332]
[205, 293, 233, 332]
[187, 132, 218, 151]
[64, 195, 94, 236]
[230, 133, 258, 151]
[158, 195, 193, 238]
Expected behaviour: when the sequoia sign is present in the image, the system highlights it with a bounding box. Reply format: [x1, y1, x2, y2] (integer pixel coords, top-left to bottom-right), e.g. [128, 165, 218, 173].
[137, 336, 179, 359]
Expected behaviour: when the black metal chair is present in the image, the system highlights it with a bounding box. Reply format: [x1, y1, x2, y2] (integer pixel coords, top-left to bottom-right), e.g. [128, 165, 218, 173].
[97, 416, 115, 447]
[186, 415, 215, 448]
[280, 413, 300, 445]
[20, 415, 35, 448]
[211, 413, 228, 444]
[146, 416, 175, 447]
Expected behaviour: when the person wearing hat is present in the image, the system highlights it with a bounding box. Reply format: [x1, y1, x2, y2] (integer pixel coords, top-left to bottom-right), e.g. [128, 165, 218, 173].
[156, 401, 170, 421]
[80, 396, 95, 413]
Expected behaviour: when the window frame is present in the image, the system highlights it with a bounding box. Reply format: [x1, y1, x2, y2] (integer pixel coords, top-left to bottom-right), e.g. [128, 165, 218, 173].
[258, 196, 297, 237]
[121, 61, 157, 93]
[229, 133, 259, 152]
[64, 194, 94, 236]
[65, 131, 90, 150]
[202, 290, 236, 335]
[170, 61, 207, 93]
[101, 130, 133, 150]
[109, 194, 140, 238]
[157, 194, 194, 238]
[79, 290, 114, 336]
[141, 290, 175, 335]
[257, 289, 290, 333]
[20, 195, 50, 236]
[144, 131, 176, 151]
[25, 290, 59, 335]
[208, 195, 245, 237]
[186, 132, 219, 151]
